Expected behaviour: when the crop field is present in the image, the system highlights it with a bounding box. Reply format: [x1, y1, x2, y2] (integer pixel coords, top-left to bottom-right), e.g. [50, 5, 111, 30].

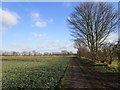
[2, 57, 71, 88]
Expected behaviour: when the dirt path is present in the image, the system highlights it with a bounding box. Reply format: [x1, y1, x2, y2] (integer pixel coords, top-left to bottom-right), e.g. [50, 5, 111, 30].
[64, 57, 120, 88]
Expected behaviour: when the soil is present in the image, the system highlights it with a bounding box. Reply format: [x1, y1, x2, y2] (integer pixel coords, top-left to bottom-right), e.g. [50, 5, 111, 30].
[64, 57, 120, 88]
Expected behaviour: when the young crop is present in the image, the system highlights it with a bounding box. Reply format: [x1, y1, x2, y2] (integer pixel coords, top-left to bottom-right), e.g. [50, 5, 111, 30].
[2, 57, 71, 88]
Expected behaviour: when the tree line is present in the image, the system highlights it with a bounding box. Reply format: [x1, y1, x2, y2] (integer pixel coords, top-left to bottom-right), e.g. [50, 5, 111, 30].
[1, 50, 74, 56]
[68, 2, 120, 64]
[76, 40, 120, 64]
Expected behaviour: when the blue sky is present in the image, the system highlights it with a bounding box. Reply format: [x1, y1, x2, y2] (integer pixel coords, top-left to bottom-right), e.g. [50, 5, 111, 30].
[0, 2, 119, 53]
[1, 2, 79, 53]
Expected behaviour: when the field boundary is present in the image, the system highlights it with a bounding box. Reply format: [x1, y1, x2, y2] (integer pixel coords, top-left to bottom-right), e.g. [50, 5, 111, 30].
[55, 59, 71, 88]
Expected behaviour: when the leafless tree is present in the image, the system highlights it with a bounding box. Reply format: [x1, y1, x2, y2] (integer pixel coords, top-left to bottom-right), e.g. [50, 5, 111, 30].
[61, 50, 69, 54]
[68, 2, 119, 61]
[113, 40, 120, 61]
[12, 51, 19, 56]
[22, 51, 28, 56]
[77, 46, 90, 58]
[99, 43, 115, 64]
[32, 50, 38, 56]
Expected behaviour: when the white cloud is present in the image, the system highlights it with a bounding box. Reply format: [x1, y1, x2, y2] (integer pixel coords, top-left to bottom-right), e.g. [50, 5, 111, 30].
[31, 12, 40, 21]
[30, 32, 46, 38]
[31, 12, 54, 27]
[106, 32, 118, 43]
[63, 2, 71, 7]
[99, 0, 107, 2]
[0, 9, 20, 31]
[35, 21, 46, 27]
[51, 40, 63, 47]
[7, 38, 77, 53]
[31, 12, 47, 27]
[45, 40, 77, 53]
[47, 18, 54, 23]
[27, 38, 43, 43]
[67, 16, 71, 20]
[52, 40, 60, 43]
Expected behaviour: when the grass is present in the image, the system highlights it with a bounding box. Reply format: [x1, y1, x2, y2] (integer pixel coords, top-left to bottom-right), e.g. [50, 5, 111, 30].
[2, 57, 71, 88]
[79, 57, 120, 72]
[1, 55, 75, 58]
[58, 61, 70, 88]
[77, 57, 120, 88]
[2, 56, 119, 88]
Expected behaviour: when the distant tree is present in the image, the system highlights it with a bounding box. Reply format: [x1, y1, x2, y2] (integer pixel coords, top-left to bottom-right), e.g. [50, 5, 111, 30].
[68, 2, 119, 61]
[12, 51, 19, 56]
[44, 52, 50, 55]
[113, 40, 120, 61]
[100, 43, 109, 63]
[28, 51, 32, 56]
[99, 43, 115, 64]
[61, 50, 69, 54]
[74, 39, 84, 49]
[0, 50, 2, 56]
[2, 51, 7, 56]
[22, 51, 28, 56]
[38, 52, 42, 56]
[32, 50, 38, 56]
[108, 43, 115, 64]
[2, 51, 9, 56]
[68, 51, 73, 55]
[77, 46, 90, 58]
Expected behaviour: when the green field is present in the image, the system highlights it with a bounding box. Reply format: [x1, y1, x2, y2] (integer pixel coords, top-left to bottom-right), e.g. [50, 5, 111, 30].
[2, 57, 71, 88]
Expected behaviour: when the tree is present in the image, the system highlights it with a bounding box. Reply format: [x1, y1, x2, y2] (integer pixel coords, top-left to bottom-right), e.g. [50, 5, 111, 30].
[68, 2, 119, 61]
[12, 51, 19, 56]
[77, 46, 90, 58]
[74, 39, 90, 58]
[99, 43, 115, 64]
[61, 50, 69, 55]
[32, 50, 37, 56]
[44, 52, 50, 55]
[113, 40, 120, 61]
[28, 51, 32, 56]
[0, 52, 1, 56]
[2, 51, 8, 56]
[22, 51, 28, 56]
[74, 38, 85, 49]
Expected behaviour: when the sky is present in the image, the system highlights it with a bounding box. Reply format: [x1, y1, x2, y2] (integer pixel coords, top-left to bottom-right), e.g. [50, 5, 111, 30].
[0, 2, 119, 53]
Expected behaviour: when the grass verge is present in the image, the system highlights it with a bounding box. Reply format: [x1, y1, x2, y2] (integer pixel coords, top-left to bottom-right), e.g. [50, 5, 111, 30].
[56, 59, 71, 89]
[79, 57, 120, 72]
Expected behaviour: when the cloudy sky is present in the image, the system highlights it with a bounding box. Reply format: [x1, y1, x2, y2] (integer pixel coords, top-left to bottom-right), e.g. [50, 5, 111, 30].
[0, 2, 119, 53]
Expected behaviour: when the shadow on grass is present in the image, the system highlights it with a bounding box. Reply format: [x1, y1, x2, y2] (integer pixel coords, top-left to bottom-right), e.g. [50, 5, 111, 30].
[77, 57, 120, 88]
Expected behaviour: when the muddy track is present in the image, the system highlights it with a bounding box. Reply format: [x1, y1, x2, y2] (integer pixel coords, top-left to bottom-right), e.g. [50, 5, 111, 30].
[64, 57, 120, 88]
[64, 57, 92, 88]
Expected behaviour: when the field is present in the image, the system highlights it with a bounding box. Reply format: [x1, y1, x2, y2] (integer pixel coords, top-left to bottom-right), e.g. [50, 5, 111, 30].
[2, 56, 71, 88]
[1, 56, 120, 88]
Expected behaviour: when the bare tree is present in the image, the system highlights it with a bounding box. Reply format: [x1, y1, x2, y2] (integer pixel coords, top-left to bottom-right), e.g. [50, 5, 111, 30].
[12, 51, 19, 56]
[68, 2, 119, 61]
[77, 46, 90, 58]
[74, 38, 85, 49]
[61, 50, 69, 54]
[113, 40, 120, 61]
[28, 51, 32, 56]
[0, 50, 2, 56]
[32, 50, 38, 56]
[22, 51, 28, 56]
[99, 43, 115, 64]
